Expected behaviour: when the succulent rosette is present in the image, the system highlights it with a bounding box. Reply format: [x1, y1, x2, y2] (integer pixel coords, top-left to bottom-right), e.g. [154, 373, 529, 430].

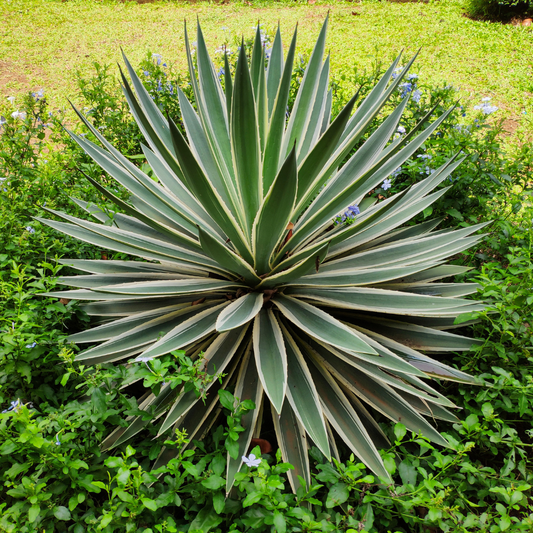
[42, 19, 485, 492]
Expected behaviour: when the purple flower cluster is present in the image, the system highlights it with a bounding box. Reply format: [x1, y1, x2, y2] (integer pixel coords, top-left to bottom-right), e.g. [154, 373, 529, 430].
[336, 204, 360, 225]
[392, 71, 422, 103]
[152, 53, 166, 67]
[32, 88, 45, 101]
[474, 97, 498, 115]
[2, 399, 21, 413]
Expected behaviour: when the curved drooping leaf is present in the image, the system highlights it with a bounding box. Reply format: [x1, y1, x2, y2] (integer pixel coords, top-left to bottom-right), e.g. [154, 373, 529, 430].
[216, 293, 264, 332]
[274, 295, 377, 356]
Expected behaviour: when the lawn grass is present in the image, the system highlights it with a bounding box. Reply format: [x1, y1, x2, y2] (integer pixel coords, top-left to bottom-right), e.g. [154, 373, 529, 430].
[1, 0, 532, 140]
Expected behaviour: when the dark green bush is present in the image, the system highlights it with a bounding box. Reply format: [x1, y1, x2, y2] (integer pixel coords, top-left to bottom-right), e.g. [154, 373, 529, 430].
[464, 0, 532, 20]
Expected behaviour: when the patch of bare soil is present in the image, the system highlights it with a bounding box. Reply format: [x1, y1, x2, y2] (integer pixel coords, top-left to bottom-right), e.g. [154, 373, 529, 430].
[502, 117, 520, 136]
[0, 60, 29, 90]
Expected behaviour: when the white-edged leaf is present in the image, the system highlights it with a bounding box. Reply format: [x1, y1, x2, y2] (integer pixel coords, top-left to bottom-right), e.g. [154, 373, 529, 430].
[216, 293, 263, 332]
[253, 309, 287, 413]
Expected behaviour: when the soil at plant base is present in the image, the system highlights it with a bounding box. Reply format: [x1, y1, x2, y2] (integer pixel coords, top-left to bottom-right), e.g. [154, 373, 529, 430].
[510, 16, 533, 26]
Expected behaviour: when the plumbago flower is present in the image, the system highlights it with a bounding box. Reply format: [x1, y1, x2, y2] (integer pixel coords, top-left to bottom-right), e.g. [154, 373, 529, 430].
[396, 71, 422, 103]
[2, 399, 22, 413]
[412, 89, 422, 103]
[42, 19, 486, 493]
[11, 111, 26, 120]
[474, 97, 498, 115]
[242, 453, 261, 468]
[334, 204, 360, 225]
[391, 166, 402, 178]
[152, 53, 164, 66]
[32, 88, 45, 101]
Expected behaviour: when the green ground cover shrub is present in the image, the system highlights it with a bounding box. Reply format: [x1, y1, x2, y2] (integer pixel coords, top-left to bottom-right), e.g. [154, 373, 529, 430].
[1, 18, 532, 533]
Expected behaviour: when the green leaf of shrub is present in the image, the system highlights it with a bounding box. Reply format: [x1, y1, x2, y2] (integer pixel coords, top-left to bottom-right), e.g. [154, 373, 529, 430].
[201, 475, 225, 490]
[28, 505, 40, 523]
[326, 482, 349, 508]
[53, 506, 71, 521]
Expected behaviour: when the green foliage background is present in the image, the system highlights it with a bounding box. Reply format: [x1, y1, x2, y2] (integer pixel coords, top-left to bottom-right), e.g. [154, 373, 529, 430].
[1, 12, 533, 533]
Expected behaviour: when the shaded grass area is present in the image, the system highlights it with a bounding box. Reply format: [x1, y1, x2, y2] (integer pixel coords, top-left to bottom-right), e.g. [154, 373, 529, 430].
[1, 0, 533, 139]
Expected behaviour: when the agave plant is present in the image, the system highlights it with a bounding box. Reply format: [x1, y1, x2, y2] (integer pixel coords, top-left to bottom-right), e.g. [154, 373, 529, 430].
[42, 19, 486, 492]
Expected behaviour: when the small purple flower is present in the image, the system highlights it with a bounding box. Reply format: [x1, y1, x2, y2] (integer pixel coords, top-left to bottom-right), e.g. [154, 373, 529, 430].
[143, 70, 150, 77]
[32, 89, 44, 101]
[419, 166, 434, 176]
[382, 178, 392, 191]
[399, 82, 413, 98]
[391, 167, 402, 178]
[26, 342, 37, 348]
[338, 204, 360, 224]
[347, 204, 360, 216]
[391, 68, 402, 80]
[2, 399, 21, 413]
[152, 53, 163, 66]
[474, 101, 498, 115]
[55, 436, 61, 446]
[397, 125, 406, 134]
[412, 89, 422, 104]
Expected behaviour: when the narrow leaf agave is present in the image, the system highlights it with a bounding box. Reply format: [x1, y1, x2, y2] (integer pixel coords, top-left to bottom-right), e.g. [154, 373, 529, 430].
[43, 19, 486, 492]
